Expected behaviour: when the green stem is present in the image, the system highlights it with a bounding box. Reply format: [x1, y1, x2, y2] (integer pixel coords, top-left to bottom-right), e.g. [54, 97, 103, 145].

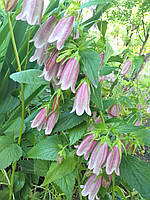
[43, 184, 49, 200]
[5, 8, 25, 200]
[99, 110, 105, 124]
[130, 191, 133, 200]
[24, 24, 30, 70]
[112, 172, 115, 200]
[77, 169, 82, 200]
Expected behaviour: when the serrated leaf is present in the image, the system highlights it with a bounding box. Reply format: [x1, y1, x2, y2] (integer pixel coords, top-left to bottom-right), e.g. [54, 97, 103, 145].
[99, 65, 117, 76]
[103, 41, 113, 65]
[131, 129, 150, 147]
[0, 143, 22, 170]
[34, 160, 50, 176]
[10, 69, 47, 85]
[53, 112, 88, 132]
[54, 171, 76, 200]
[68, 122, 86, 145]
[120, 154, 150, 200]
[97, 21, 108, 37]
[108, 55, 123, 63]
[43, 153, 76, 185]
[91, 83, 103, 110]
[19, 160, 34, 174]
[80, 49, 100, 87]
[132, 56, 144, 72]
[80, 0, 111, 9]
[14, 172, 25, 193]
[26, 135, 67, 161]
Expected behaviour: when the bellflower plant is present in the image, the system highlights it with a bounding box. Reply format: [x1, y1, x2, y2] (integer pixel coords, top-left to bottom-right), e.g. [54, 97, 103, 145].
[16, 0, 44, 25]
[5, 0, 18, 11]
[48, 15, 75, 50]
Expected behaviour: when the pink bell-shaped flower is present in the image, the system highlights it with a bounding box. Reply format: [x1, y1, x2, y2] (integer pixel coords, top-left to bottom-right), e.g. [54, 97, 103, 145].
[30, 43, 50, 66]
[71, 81, 91, 116]
[76, 134, 97, 160]
[48, 16, 75, 50]
[121, 60, 131, 76]
[88, 142, 108, 175]
[16, 0, 44, 25]
[31, 107, 47, 131]
[6, 0, 18, 11]
[100, 53, 104, 66]
[105, 145, 121, 176]
[30, 16, 56, 48]
[45, 111, 58, 135]
[81, 174, 102, 200]
[58, 58, 79, 93]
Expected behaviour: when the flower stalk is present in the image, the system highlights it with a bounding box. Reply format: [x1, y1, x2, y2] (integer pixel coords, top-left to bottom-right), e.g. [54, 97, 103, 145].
[4, 6, 24, 200]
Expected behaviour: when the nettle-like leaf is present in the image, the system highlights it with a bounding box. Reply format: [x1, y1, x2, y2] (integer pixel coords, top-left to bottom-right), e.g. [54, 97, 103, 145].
[120, 154, 150, 200]
[53, 111, 88, 132]
[99, 65, 117, 76]
[132, 55, 144, 72]
[13, 172, 25, 193]
[68, 122, 87, 145]
[26, 135, 67, 161]
[103, 40, 113, 65]
[54, 170, 76, 200]
[80, 0, 112, 9]
[0, 136, 22, 169]
[91, 82, 103, 110]
[80, 49, 100, 88]
[10, 69, 47, 85]
[42, 153, 76, 185]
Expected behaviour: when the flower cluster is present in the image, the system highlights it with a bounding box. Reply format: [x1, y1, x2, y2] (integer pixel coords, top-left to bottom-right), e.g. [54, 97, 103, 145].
[77, 134, 121, 199]
[31, 94, 60, 135]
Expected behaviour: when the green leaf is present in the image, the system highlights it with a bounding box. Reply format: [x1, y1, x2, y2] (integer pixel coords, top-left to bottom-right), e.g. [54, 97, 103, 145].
[80, 0, 111, 9]
[26, 135, 67, 161]
[120, 154, 150, 200]
[97, 21, 108, 37]
[19, 160, 34, 174]
[91, 82, 103, 110]
[54, 171, 76, 200]
[131, 129, 150, 147]
[103, 40, 113, 65]
[80, 49, 100, 88]
[10, 69, 47, 85]
[99, 65, 117, 76]
[103, 98, 116, 110]
[4, 117, 26, 138]
[14, 172, 25, 193]
[53, 112, 88, 132]
[68, 122, 86, 145]
[0, 138, 22, 169]
[43, 153, 76, 185]
[34, 160, 50, 177]
[108, 55, 123, 63]
[132, 56, 144, 72]
[114, 122, 143, 134]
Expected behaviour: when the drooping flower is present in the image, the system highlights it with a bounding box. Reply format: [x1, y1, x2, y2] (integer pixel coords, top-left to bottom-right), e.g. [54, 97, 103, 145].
[45, 111, 58, 135]
[48, 16, 75, 50]
[16, 0, 44, 25]
[88, 142, 108, 175]
[76, 134, 97, 160]
[81, 174, 102, 200]
[31, 107, 47, 131]
[108, 104, 120, 117]
[100, 53, 104, 66]
[134, 119, 140, 126]
[30, 16, 56, 48]
[57, 58, 79, 93]
[45, 49, 58, 71]
[6, 0, 17, 11]
[105, 145, 121, 176]
[121, 60, 131, 76]
[71, 82, 91, 116]
[52, 95, 60, 112]
[30, 43, 50, 66]
[57, 155, 63, 164]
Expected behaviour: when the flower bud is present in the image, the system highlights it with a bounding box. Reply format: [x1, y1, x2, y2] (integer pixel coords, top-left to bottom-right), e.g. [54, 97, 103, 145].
[5, 0, 17, 11]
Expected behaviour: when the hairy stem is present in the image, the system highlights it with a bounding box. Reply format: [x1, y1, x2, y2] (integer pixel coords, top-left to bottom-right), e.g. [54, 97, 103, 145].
[5, 8, 25, 200]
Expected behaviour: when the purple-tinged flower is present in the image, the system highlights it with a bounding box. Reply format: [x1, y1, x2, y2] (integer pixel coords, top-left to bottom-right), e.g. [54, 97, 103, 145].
[81, 174, 102, 200]
[147, 106, 150, 114]
[134, 119, 140, 126]
[58, 58, 79, 93]
[45, 49, 58, 71]
[6, 0, 17, 11]
[99, 76, 105, 82]
[102, 176, 112, 188]
[30, 16, 56, 48]
[76, 134, 97, 160]
[71, 82, 91, 116]
[121, 60, 131, 76]
[16, 0, 44, 25]
[99, 53, 104, 67]
[40, 62, 59, 82]
[137, 103, 141, 110]
[30, 43, 50, 66]
[105, 145, 121, 176]
[88, 142, 108, 175]
[48, 16, 75, 50]
[57, 62, 65, 78]
[52, 95, 60, 112]
[31, 107, 47, 131]
[74, 30, 79, 39]
[108, 104, 120, 117]
[45, 111, 58, 135]
[57, 155, 63, 164]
